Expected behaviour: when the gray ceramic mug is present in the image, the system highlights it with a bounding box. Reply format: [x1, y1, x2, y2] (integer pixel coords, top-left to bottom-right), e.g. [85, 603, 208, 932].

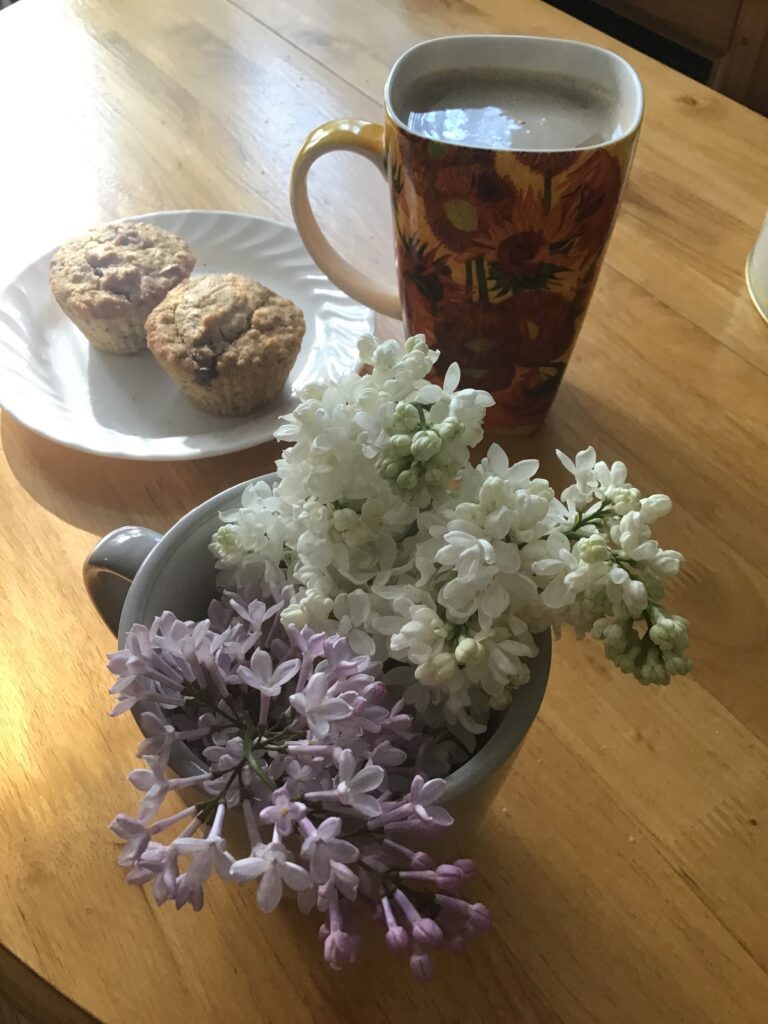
[84, 476, 551, 811]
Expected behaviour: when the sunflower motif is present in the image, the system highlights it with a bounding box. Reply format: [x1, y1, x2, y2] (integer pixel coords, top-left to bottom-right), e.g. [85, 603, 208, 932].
[491, 230, 563, 293]
[397, 230, 452, 311]
[515, 152, 580, 176]
[396, 230, 460, 339]
[558, 149, 622, 253]
[504, 291, 578, 366]
[484, 363, 567, 431]
[484, 189, 583, 299]
[515, 151, 580, 211]
[432, 301, 520, 390]
[399, 137, 516, 258]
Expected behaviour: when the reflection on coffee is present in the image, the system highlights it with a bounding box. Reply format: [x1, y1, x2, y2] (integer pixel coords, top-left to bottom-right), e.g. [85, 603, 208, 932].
[403, 67, 619, 151]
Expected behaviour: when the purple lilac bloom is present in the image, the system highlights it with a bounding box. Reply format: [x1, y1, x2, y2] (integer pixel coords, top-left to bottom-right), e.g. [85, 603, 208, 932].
[107, 585, 490, 980]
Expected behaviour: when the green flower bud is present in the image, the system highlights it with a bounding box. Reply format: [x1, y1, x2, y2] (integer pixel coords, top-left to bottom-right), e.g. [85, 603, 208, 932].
[576, 534, 610, 564]
[396, 468, 419, 491]
[436, 416, 461, 440]
[394, 402, 420, 430]
[380, 457, 408, 480]
[389, 433, 414, 456]
[455, 637, 483, 666]
[410, 429, 442, 462]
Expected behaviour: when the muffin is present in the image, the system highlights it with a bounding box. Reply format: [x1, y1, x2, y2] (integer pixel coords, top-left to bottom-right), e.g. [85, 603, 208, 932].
[146, 273, 305, 416]
[50, 221, 196, 354]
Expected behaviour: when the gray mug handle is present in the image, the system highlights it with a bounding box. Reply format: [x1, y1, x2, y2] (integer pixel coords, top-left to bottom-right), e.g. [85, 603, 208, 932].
[83, 526, 162, 636]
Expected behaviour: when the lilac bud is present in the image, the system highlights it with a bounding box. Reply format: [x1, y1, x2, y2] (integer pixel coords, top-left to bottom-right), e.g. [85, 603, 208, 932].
[318, 923, 330, 941]
[446, 935, 465, 955]
[397, 468, 419, 491]
[381, 894, 409, 955]
[379, 456, 408, 480]
[389, 433, 413, 456]
[386, 924, 409, 954]
[436, 416, 461, 440]
[410, 947, 433, 982]
[465, 902, 492, 935]
[394, 401, 420, 429]
[455, 858, 477, 879]
[411, 851, 435, 871]
[412, 916, 443, 947]
[324, 930, 353, 970]
[434, 864, 464, 893]
[411, 429, 442, 463]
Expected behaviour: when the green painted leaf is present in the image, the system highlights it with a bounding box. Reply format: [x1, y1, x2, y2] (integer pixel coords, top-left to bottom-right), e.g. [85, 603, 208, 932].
[466, 336, 497, 353]
[445, 199, 478, 232]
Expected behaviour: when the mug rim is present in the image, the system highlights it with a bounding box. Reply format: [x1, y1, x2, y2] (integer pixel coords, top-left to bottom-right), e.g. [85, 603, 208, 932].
[384, 33, 644, 155]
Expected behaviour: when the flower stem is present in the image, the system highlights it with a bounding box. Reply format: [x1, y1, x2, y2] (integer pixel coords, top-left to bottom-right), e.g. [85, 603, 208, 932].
[563, 500, 612, 540]
[243, 725, 276, 791]
[474, 257, 489, 303]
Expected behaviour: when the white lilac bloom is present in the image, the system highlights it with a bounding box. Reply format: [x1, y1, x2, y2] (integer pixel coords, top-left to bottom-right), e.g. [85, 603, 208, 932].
[556, 446, 600, 507]
[108, 338, 694, 979]
[209, 339, 691, 726]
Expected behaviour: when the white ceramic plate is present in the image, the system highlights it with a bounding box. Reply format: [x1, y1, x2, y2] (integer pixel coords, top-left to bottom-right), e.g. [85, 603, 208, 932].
[0, 210, 374, 459]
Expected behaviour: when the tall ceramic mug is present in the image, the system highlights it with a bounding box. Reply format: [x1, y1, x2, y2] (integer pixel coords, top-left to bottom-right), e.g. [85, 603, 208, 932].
[291, 35, 643, 433]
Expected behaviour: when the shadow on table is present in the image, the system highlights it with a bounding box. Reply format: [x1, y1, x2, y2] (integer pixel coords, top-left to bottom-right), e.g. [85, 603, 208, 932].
[190, 811, 714, 1024]
[1, 411, 280, 537]
[2, 367, 669, 539]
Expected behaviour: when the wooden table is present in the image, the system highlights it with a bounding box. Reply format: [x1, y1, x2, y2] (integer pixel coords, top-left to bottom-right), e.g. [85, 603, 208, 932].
[1, 1, 767, 1022]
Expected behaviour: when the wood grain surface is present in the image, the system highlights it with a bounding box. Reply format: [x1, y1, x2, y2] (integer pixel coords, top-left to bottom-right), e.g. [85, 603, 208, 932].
[0, 1, 767, 1022]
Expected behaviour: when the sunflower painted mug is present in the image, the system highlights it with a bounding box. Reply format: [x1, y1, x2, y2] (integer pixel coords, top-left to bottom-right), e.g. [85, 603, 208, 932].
[290, 35, 643, 433]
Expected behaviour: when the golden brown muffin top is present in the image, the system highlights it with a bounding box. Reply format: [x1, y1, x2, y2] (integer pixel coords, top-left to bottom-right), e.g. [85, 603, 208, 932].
[146, 273, 305, 385]
[49, 222, 196, 320]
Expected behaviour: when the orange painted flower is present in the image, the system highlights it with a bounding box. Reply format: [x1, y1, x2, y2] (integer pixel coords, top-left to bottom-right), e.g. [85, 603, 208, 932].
[558, 149, 622, 253]
[432, 301, 519, 390]
[496, 231, 544, 275]
[400, 137, 516, 257]
[504, 291, 577, 366]
[485, 363, 566, 429]
[483, 188, 585, 296]
[515, 152, 579, 176]
[397, 229, 453, 314]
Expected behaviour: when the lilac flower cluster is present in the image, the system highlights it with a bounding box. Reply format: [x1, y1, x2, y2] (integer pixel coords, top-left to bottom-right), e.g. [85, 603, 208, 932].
[108, 586, 490, 979]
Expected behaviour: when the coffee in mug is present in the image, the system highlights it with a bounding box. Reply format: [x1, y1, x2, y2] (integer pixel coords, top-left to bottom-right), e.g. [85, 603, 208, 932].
[403, 67, 620, 151]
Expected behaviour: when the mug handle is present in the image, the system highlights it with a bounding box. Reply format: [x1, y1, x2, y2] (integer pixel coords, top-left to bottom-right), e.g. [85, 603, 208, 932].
[290, 119, 403, 319]
[83, 526, 162, 636]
